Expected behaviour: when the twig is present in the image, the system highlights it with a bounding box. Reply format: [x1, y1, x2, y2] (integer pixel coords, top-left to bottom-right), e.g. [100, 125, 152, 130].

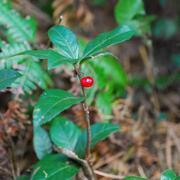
[0, 166, 12, 177]
[137, 165, 147, 178]
[165, 132, 172, 168]
[139, 41, 160, 116]
[94, 152, 123, 169]
[169, 126, 180, 153]
[74, 65, 91, 161]
[94, 170, 124, 179]
[31, 166, 41, 179]
[54, 146, 96, 180]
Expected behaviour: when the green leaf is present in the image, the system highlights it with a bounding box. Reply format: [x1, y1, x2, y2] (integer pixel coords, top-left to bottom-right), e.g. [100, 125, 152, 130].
[0, 2, 51, 94]
[33, 89, 84, 126]
[0, 1, 37, 42]
[0, 42, 52, 94]
[89, 55, 128, 89]
[0, 42, 31, 60]
[50, 117, 81, 151]
[12, 60, 52, 94]
[96, 92, 112, 118]
[31, 154, 79, 180]
[115, 0, 145, 24]
[83, 25, 134, 58]
[33, 127, 52, 159]
[82, 55, 127, 104]
[124, 176, 147, 180]
[0, 69, 21, 90]
[22, 49, 72, 70]
[75, 123, 119, 158]
[48, 25, 80, 60]
[161, 169, 177, 180]
[125, 16, 155, 36]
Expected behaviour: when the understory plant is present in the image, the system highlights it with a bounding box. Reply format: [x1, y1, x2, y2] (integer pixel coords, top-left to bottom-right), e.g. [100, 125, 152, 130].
[15, 23, 179, 180]
[0, 1, 179, 180]
[1, 22, 179, 180]
[18, 24, 134, 180]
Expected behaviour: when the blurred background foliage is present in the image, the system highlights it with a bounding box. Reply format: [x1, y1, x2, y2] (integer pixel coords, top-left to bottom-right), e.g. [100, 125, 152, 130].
[0, 0, 179, 179]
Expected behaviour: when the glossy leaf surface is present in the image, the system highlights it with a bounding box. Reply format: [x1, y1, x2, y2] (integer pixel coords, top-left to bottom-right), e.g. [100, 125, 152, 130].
[83, 25, 134, 58]
[50, 117, 81, 150]
[33, 89, 84, 126]
[31, 154, 79, 180]
[33, 127, 52, 159]
[161, 169, 177, 180]
[48, 25, 80, 60]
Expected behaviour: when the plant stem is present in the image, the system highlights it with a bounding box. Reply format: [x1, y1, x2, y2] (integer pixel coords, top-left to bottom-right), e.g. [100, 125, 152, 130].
[94, 170, 124, 179]
[74, 65, 91, 161]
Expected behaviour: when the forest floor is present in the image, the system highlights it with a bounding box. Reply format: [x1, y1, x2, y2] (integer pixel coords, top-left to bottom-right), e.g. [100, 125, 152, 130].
[0, 0, 179, 179]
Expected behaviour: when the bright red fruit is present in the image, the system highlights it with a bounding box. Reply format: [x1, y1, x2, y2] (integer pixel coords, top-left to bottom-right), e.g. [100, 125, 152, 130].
[80, 76, 94, 88]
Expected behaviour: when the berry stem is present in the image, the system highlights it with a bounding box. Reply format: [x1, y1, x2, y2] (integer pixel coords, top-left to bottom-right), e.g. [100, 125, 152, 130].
[74, 65, 91, 161]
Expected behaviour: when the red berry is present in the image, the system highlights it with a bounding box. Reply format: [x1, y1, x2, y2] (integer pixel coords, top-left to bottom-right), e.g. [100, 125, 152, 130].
[80, 76, 94, 88]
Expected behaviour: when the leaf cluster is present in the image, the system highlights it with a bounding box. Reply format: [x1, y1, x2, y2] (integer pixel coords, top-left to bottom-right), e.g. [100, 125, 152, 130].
[23, 24, 134, 69]
[0, 0, 51, 94]
[114, 0, 155, 36]
[17, 23, 135, 179]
